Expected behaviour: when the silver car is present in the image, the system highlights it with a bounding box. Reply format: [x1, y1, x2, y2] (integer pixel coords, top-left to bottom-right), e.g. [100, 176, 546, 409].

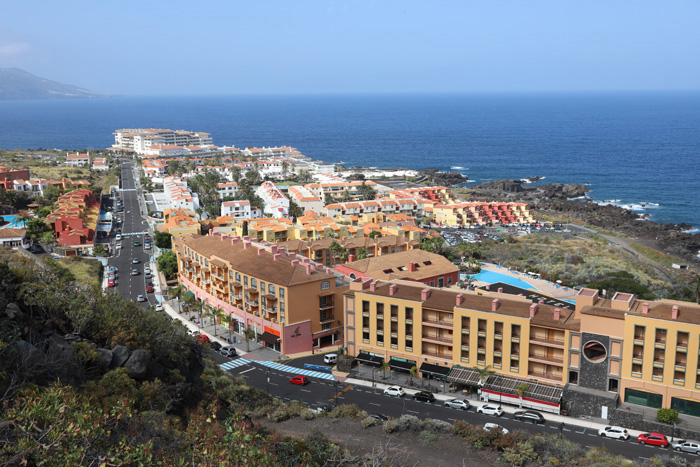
[444, 399, 470, 410]
[672, 440, 700, 454]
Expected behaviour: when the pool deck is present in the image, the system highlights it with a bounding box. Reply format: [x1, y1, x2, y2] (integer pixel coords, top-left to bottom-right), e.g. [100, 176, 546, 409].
[466, 263, 578, 301]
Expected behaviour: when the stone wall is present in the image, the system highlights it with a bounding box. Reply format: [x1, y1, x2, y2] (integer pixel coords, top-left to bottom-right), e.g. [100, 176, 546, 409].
[609, 407, 700, 440]
[578, 332, 610, 391]
[563, 385, 618, 419]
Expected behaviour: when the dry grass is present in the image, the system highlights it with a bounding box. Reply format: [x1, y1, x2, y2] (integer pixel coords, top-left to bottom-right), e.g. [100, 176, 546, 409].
[59, 256, 103, 287]
[631, 243, 676, 267]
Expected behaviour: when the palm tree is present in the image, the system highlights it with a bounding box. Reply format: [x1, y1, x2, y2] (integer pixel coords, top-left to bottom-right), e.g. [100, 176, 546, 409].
[380, 360, 390, 379]
[169, 285, 185, 313]
[514, 383, 529, 408]
[211, 305, 224, 336]
[475, 364, 495, 386]
[243, 327, 256, 352]
[184, 293, 196, 317]
[194, 207, 204, 220]
[357, 248, 368, 260]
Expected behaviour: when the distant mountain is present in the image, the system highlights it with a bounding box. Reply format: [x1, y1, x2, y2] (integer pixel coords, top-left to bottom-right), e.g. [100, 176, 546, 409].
[0, 68, 113, 100]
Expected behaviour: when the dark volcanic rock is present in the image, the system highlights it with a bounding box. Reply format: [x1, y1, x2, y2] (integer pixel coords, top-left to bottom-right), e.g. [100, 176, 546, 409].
[6, 303, 23, 320]
[430, 171, 468, 186]
[98, 348, 113, 367]
[124, 349, 152, 379]
[111, 345, 131, 368]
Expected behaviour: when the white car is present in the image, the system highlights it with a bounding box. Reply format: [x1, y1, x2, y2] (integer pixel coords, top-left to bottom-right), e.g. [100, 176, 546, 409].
[444, 399, 470, 410]
[598, 426, 629, 440]
[477, 404, 503, 416]
[136, 294, 146, 302]
[483, 423, 509, 434]
[383, 386, 405, 397]
[115, 234, 122, 241]
[155, 304, 163, 312]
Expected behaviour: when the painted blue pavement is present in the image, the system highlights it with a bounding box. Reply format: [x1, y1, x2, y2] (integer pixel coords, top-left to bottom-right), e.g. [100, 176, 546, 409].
[219, 358, 337, 381]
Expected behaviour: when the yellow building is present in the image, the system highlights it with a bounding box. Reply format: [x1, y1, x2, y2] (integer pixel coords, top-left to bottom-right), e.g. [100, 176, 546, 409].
[162, 208, 200, 237]
[432, 202, 534, 227]
[174, 233, 347, 355]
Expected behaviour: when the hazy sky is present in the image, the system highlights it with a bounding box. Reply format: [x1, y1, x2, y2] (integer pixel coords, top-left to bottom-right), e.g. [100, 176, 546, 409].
[2, 1, 699, 95]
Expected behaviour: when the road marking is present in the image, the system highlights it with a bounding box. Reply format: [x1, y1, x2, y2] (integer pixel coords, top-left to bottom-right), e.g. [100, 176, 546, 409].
[300, 389, 311, 393]
[576, 428, 587, 434]
[239, 368, 255, 374]
[369, 402, 381, 406]
[406, 410, 419, 414]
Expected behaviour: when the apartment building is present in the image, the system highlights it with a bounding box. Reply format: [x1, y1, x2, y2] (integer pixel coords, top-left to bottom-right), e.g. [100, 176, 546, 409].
[221, 200, 260, 220]
[11, 178, 49, 197]
[112, 128, 213, 154]
[65, 152, 90, 167]
[91, 158, 109, 171]
[255, 181, 289, 218]
[162, 209, 200, 238]
[163, 176, 199, 211]
[217, 182, 238, 199]
[305, 181, 379, 204]
[287, 185, 324, 213]
[142, 159, 167, 178]
[389, 186, 454, 204]
[174, 233, 347, 354]
[335, 249, 459, 287]
[324, 197, 433, 219]
[46, 189, 100, 249]
[433, 202, 534, 227]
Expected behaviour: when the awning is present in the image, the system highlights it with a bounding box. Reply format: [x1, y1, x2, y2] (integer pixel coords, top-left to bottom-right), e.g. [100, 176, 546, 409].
[485, 375, 563, 405]
[184, 291, 195, 299]
[355, 350, 384, 367]
[446, 366, 482, 386]
[389, 358, 416, 372]
[261, 331, 279, 345]
[420, 362, 451, 379]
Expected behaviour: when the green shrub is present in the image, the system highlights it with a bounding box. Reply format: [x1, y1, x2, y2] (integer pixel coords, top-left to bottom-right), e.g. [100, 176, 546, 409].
[328, 403, 365, 419]
[425, 418, 453, 434]
[361, 416, 380, 428]
[657, 408, 680, 424]
[397, 414, 424, 432]
[419, 430, 438, 446]
[383, 419, 400, 433]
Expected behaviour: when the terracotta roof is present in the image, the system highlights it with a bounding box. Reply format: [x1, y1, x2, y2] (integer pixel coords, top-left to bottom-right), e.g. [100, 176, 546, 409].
[340, 249, 458, 281]
[0, 228, 26, 238]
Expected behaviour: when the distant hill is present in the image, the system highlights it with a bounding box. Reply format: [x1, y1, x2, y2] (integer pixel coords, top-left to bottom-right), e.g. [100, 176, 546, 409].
[0, 68, 113, 100]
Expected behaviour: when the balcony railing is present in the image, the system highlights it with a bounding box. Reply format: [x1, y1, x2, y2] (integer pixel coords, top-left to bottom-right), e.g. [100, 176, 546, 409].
[422, 350, 453, 360]
[422, 318, 454, 328]
[529, 335, 564, 346]
[527, 371, 562, 381]
[266, 306, 277, 314]
[232, 294, 242, 300]
[422, 334, 453, 344]
[320, 303, 335, 311]
[248, 300, 259, 307]
[320, 315, 335, 323]
[528, 353, 564, 364]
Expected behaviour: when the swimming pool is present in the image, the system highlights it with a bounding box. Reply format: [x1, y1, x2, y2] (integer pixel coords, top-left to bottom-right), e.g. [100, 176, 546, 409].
[470, 270, 540, 291]
[0, 215, 27, 229]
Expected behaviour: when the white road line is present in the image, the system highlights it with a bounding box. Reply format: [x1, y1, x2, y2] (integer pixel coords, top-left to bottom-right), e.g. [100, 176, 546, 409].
[369, 402, 381, 406]
[300, 389, 311, 393]
[406, 410, 419, 414]
[239, 368, 255, 374]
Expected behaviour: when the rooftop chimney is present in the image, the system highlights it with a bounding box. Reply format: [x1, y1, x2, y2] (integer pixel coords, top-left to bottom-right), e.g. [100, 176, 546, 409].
[456, 293, 464, 307]
[529, 303, 538, 318]
[389, 284, 397, 296]
[421, 288, 431, 301]
[273, 253, 281, 261]
[492, 299, 500, 312]
[498, 287, 503, 294]
[369, 281, 377, 292]
[305, 264, 312, 275]
[642, 302, 649, 314]
[220, 234, 224, 241]
[288, 251, 295, 258]
[672, 305, 679, 320]
[208, 228, 213, 235]
[348, 254, 356, 263]
[243, 241, 251, 249]
[271, 245, 278, 254]
[539, 299, 544, 304]
[362, 278, 372, 289]
[553, 308, 561, 321]
[485, 284, 490, 290]
[242, 236, 250, 242]
[257, 248, 263, 256]
[409, 262, 417, 272]
[291, 259, 300, 267]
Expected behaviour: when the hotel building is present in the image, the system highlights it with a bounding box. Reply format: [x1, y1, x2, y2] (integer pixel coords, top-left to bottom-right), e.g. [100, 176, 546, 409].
[432, 202, 534, 227]
[112, 128, 213, 154]
[174, 233, 347, 354]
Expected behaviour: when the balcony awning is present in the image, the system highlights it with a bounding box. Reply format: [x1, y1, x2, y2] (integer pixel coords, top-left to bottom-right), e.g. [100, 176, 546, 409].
[420, 362, 451, 379]
[261, 331, 279, 345]
[318, 290, 335, 297]
[446, 366, 482, 386]
[389, 358, 416, 372]
[485, 374, 563, 405]
[355, 350, 383, 367]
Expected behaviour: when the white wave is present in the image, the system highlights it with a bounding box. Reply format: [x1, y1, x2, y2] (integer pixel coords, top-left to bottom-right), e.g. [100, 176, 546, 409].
[451, 166, 465, 170]
[520, 176, 546, 184]
[594, 199, 660, 212]
[684, 227, 699, 234]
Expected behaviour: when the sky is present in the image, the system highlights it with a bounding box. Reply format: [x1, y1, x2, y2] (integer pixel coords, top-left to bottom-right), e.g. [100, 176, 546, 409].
[1, 1, 699, 95]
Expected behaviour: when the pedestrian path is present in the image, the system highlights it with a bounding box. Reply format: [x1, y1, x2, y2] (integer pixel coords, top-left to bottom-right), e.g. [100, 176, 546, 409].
[219, 358, 337, 381]
[220, 358, 253, 371]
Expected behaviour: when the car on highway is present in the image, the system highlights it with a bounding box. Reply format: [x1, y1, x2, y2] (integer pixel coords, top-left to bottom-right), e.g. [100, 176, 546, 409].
[443, 399, 470, 410]
[133, 241, 141, 247]
[130, 269, 139, 276]
[155, 304, 163, 312]
[132, 257, 139, 264]
[146, 284, 154, 293]
[383, 386, 405, 397]
[220, 345, 237, 357]
[483, 423, 509, 434]
[210, 341, 222, 352]
[369, 413, 389, 422]
[477, 404, 503, 416]
[144, 243, 151, 250]
[514, 410, 546, 424]
[107, 279, 116, 287]
[289, 375, 309, 386]
[115, 234, 122, 241]
[637, 432, 669, 447]
[323, 353, 338, 364]
[136, 294, 146, 302]
[671, 440, 700, 454]
[598, 426, 629, 440]
[412, 391, 436, 402]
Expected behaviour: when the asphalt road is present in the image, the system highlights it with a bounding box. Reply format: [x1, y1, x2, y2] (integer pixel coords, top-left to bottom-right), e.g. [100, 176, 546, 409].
[221, 360, 697, 463]
[108, 160, 153, 308]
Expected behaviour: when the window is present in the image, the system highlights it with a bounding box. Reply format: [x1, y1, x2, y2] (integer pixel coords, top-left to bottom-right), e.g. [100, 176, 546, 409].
[447, 277, 452, 285]
[405, 339, 413, 350]
[251, 278, 257, 289]
[634, 325, 645, 340]
[405, 307, 413, 321]
[261, 282, 266, 293]
[322, 323, 331, 331]
[269, 284, 275, 295]
[280, 288, 285, 300]
[363, 331, 370, 342]
[321, 281, 330, 290]
[229, 271, 233, 280]
[244, 276, 248, 286]
[624, 388, 662, 408]
[608, 379, 619, 392]
[569, 370, 578, 385]
[511, 324, 521, 339]
[235, 272, 241, 281]
[510, 358, 519, 372]
[362, 301, 370, 313]
[429, 281, 435, 287]
[377, 333, 384, 345]
[205, 259, 209, 267]
[280, 302, 285, 314]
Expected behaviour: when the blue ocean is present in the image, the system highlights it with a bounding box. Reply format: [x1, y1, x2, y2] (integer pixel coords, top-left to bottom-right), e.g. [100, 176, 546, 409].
[1, 93, 699, 228]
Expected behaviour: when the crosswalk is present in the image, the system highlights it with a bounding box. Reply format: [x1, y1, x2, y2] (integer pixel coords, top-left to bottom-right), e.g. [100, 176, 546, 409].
[219, 358, 337, 381]
[120, 231, 148, 236]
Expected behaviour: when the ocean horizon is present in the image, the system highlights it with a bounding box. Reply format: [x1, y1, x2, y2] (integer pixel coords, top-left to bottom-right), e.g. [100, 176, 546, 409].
[1, 92, 699, 229]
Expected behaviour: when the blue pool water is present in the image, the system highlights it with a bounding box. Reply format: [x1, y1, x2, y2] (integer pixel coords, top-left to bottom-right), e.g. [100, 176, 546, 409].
[0, 215, 26, 229]
[469, 270, 540, 291]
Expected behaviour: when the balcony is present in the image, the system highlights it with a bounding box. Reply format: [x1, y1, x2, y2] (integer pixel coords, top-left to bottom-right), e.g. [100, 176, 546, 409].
[422, 350, 453, 360]
[527, 371, 563, 382]
[422, 318, 454, 329]
[248, 300, 259, 307]
[232, 293, 242, 300]
[265, 306, 277, 314]
[528, 353, 564, 365]
[529, 335, 564, 347]
[320, 314, 335, 324]
[421, 334, 453, 344]
[320, 302, 335, 311]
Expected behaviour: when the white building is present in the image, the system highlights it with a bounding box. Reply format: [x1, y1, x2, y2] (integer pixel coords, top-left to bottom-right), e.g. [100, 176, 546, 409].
[12, 179, 49, 197]
[142, 159, 167, 178]
[221, 200, 261, 220]
[112, 128, 213, 154]
[92, 158, 109, 171]
[0, 228, 28, 248]
[255, 181, 289, 218]
[66, 152, 90, 167]
[163, 176, 199, 211]
[287, 185, 323, 214]
[217, 182, 238, 199]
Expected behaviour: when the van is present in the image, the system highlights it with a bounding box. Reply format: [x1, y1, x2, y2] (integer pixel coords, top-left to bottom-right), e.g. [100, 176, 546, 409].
[323, 353, 338, 365]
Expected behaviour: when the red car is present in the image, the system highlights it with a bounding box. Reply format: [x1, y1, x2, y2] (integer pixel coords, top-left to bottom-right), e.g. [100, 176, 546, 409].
[289, 375, 309, 386]
[638, 432, 669, 447]
[107, 279, 115, 287]
[146, 284, 154, 293]
[197, 334, 210, 344]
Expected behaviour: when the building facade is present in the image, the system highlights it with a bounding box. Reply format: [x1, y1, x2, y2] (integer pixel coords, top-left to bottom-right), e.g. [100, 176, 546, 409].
[256, 181, 289, 219]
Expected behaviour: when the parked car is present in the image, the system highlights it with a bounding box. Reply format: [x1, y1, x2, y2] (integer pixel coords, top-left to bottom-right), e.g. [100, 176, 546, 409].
[197, 334, 210, 344]
[220, 345, 237, 357]
[187, 329, 200, 337]
[638, 433, 669, 447]
[289, 375, 309, 386]
[210, 341, 222, 352]
[672, 440, 700, 454]
[444, 399, 470, 410]
[115, 234, 122, 241]
[383, 386, 405, 397]
[412, 391, 436, 403]
[514, 410, 546, 424]
[477, 404, 503, 416]
[155, 304, 163, 312]
[132, 257, 139, 264]
[483, 423, 509, 434]
[130, 269, 139, 276]
[107, 279, 115, 287]
[136, 294, 146, 302]
[369, 413, 389, 422]
[324, 353, 338, 364]
[598, 426, 629, 440]
[146, 284, 154, 293]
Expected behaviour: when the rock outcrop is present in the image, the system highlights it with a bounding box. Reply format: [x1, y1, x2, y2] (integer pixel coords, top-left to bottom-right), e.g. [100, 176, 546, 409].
[111, 345, 131, 368]
[124, 349, 152, 379]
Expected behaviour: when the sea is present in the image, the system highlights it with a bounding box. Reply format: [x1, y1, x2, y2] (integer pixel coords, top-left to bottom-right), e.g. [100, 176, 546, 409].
[1, 92, 699, 229]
